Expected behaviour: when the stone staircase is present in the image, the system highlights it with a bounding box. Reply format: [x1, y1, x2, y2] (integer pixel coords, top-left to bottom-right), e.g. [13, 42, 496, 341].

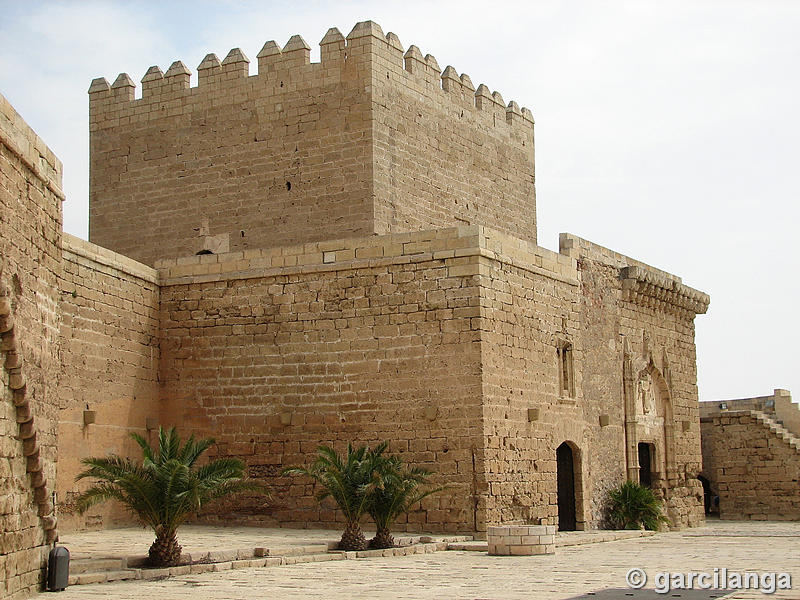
[751, 410, 800, 453]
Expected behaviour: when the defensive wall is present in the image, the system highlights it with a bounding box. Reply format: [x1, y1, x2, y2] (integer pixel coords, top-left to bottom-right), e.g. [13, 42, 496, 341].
[0, 22, 717, 597]
[700, 390, 800, 520]
[1, 92, 62, 599]
[559, 234, 707, 528]
[56, 234, 160, 532]
[88, 22, 535, 267]
[150, 226, 707, 532]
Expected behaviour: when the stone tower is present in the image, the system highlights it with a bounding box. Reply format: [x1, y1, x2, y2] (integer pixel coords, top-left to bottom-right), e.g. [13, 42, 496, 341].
[88, 21, 535, 266]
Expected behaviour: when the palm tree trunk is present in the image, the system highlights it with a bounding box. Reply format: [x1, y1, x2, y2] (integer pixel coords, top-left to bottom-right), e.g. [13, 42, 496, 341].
[369, 526, 395, 549]
[148, 527, 182, 566]
[339, 521, 366, 551]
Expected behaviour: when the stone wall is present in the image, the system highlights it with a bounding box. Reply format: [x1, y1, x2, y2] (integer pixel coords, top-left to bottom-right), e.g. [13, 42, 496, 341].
[157, 227, 487, 532]
[155, 226, 709, 532]
[701, 410, 800, 520]
[700, 390, 799, 520]
[89, 28, 374, 266]
[475, 232, 707, 531]
[55, 234, 160, 530]
[0, 93, 63, 599]
[774, 390, 800, 437]
[562, 234, 707, 528]
[477, 232, 586, 528]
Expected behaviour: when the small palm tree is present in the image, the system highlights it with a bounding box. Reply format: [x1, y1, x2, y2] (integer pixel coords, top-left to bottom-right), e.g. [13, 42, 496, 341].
[367, 456, 444, 549]
[283, 443, 386, 551]
[607, 480, 668, 531]
[75, 427, 268, 566]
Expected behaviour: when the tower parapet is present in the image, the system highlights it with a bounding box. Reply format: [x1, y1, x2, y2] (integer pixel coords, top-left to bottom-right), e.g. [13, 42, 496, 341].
[89, 21, 537, 266]
[89, 22, 533, 136]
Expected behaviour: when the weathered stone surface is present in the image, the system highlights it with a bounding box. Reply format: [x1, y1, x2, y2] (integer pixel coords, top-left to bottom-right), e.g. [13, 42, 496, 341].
[1, 91, 62, 599]
[88, 22, 535, 267]
[700, 393, 800, 520]
[0, 23, 716, 600]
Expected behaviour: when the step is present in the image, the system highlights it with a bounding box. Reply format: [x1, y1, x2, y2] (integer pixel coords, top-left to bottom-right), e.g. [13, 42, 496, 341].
[61, 537, 467, 587]
[447, 541, 488, 551]
[70, 558, 125, 574]
[69, 569, 140, 586]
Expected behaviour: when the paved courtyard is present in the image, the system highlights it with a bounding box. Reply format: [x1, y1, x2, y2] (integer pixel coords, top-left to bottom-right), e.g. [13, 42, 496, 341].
[40, 521, 800, 599]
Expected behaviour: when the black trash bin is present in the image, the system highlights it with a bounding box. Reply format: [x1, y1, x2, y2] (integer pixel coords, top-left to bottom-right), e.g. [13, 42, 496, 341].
[47, 546, 69, 592]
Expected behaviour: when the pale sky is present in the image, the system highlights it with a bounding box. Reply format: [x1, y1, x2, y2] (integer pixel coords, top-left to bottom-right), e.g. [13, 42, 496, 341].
[1, 1, 797, 402]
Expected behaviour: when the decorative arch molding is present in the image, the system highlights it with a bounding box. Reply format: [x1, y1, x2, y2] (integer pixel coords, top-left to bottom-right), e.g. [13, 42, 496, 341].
[0, 291, 58, 543]
[622, 334, 677, 488]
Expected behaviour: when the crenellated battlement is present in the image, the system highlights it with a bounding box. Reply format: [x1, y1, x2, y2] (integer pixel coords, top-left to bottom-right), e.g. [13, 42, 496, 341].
[88, 20, 533, 133]
[88, 20, 537, 265]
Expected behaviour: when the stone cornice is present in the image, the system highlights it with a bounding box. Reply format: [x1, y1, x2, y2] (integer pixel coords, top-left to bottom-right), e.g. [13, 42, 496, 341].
[621, 265, 709, 316]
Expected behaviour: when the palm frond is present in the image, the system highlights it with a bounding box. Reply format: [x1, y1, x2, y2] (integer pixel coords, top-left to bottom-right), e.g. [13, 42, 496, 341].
[607, 480, 669, 531]
[74, 427, 269, 541]
[177, 434, 216, 467]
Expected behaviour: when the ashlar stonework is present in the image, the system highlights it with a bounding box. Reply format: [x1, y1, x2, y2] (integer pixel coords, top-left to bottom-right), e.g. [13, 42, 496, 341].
[0, 21, 712, 596]
[700, 390, 800, 520]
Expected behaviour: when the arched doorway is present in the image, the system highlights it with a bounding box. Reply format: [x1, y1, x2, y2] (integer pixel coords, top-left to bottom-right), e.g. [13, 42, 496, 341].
[556, 442, 577, 531]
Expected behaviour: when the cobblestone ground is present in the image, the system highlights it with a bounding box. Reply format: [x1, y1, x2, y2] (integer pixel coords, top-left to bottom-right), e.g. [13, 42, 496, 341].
[41, 521, 800, 599]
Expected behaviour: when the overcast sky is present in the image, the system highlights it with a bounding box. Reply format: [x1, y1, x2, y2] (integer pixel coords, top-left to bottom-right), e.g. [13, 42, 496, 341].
[1, 1, 797, 403]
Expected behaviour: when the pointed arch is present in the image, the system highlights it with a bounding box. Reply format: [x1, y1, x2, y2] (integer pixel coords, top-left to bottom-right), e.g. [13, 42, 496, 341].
[623, 337, 676, 486]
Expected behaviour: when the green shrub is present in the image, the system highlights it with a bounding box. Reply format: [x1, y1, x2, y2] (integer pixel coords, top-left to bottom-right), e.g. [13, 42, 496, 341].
[607, 480, 668, 531]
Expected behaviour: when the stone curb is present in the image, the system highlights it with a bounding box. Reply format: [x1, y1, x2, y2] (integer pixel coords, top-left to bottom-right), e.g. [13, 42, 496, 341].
[67, 541, 452, 587]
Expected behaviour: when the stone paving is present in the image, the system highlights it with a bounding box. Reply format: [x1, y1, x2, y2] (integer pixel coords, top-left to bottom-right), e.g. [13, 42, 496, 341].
[39, 521, 800, 599]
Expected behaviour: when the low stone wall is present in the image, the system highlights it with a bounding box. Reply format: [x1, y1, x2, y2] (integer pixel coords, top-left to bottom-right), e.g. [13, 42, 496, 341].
[487, 525, 555, 555]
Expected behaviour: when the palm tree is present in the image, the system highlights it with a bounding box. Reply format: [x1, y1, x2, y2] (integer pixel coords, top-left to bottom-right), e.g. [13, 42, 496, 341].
[283, 443, 387, 551]
[74, 427, 268, 566]
[367, 456, 444, 549]
[607, 480, 668, 531]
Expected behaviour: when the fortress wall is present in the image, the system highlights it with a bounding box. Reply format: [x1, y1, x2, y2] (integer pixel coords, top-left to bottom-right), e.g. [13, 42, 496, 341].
[157, 227, 488, 533]
[0, 94, 63, 599]
[154, 226, 708, 532]
[699, 390, 799, 437]
[565, 234, 707, 528]
[700, 390, 799, 519]
[366, 25, 537, 243]
[699, 395, 775, 417]
[89, 29, 375, 266]
[703, 411, 800, 520]
[55, 234, 160, 532]
[477, 242, 586, 529]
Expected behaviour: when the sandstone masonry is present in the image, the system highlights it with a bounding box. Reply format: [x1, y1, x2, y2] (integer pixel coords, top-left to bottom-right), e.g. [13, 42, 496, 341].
[1, 93, 62, 599]
[700, 390, 800, 520]
[0, 21, 715, 597]
[88, 23, 535, 267]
